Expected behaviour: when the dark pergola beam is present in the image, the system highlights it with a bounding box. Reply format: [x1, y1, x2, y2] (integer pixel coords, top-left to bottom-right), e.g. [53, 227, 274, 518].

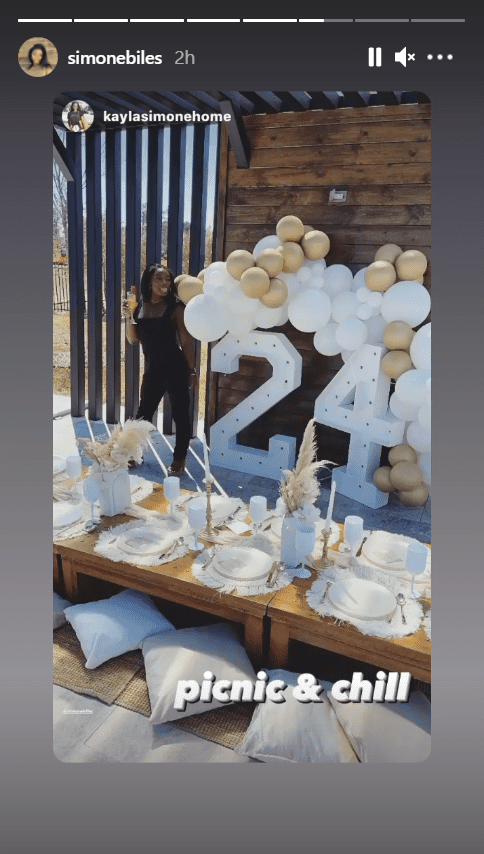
[219, 99, 251, 168]
[220, 92, 255, 113]
[368, 91, 400, 106]
[53, 129, 75, 182]
[239, 92, 281, 113]
[273, 92, 309, 111]
[306, 92, 337, 110]
[339, 92, 370, 108]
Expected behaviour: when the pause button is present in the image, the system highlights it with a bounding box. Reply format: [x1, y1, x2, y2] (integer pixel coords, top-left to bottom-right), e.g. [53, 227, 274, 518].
[368, 47, 382, 66]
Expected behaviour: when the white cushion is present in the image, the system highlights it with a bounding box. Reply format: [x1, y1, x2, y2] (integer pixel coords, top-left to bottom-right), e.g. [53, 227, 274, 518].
[53, 591, 72, 630]
[327, 688, 431, 762]
[235, 669, 358, 763]
[64, 589, 174, 669]
[141, 623, 256, 725]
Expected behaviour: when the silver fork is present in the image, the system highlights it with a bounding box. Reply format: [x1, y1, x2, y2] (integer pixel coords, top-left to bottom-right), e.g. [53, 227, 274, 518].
[321, 579, 333, 603]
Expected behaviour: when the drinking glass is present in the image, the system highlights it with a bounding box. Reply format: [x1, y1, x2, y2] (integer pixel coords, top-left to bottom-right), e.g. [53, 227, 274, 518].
[127, 291, 137, 324]
[187, 500, 206, 551]
[83, 477, 99, 529]
[344, 515, 364, 557]
[249, 495, 267, 537]
[405, 542, 429, 599]
[164, 476, 180, 519]
[294, 523, 316, 579]
[66, 454, 83, 501]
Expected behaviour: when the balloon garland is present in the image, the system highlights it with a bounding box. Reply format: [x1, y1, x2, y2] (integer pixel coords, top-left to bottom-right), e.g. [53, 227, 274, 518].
[179, 218, 431, 507]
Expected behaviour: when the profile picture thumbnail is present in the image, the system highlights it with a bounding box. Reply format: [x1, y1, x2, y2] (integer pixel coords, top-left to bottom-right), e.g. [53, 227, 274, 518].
[62, 100, 94, 133]
[18, 37, 57, 77]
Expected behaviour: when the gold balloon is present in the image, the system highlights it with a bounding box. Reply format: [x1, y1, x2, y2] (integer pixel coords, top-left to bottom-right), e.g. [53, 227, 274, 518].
[381, 350, 413, 380]
[399, 484, 429, 507]
[175, 274, 188, 286]
[177, 276, 204, 304]
[375, 243, 403, 265]
[373, 466, 395, 493]
[388, 444, 418, 466]
[277, 241, 305, 273]
[365, 260, 397, 292]
[255, 248, 284, 278]
[395, 250, 428, 280]
[276, 215, 305, 243]
[382, 321, 415, 351]
[226, 249, 256, 280]
[389, 462, 423, 491]
[260, 277, 288, 308]
[240, 267, 270, 299]
[197, 268, 207, 282]
[301, 230, 331, 260]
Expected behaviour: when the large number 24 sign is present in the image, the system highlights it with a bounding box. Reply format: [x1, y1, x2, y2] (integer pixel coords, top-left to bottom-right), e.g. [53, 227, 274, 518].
[209, 333, 405, 508]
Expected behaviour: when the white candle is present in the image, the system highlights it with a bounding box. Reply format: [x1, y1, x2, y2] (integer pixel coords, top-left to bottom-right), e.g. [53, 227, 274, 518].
[202, 435, 211, 482]
[325, 479, 337, 532]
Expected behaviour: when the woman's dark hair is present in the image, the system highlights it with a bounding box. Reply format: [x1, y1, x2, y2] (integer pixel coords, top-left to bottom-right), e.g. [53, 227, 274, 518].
[139, 264, 178, 308]
[28, 43, 50, 68]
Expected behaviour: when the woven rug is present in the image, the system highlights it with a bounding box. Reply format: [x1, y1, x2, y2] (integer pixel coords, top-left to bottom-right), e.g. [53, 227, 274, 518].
[53, 625, 254, 751]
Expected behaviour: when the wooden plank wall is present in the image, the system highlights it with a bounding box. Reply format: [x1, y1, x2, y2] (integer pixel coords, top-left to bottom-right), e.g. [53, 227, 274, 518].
[208, 104, 431, 463]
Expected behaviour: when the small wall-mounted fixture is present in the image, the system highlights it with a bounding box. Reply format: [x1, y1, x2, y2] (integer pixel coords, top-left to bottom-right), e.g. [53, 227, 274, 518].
[329, 188, 348, 203]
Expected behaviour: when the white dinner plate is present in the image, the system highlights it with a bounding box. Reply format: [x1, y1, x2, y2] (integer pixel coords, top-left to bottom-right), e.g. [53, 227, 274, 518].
[53, 502, 82, 528]
[117, 526, 177, 556]
[328, 577, 397, 622]
[362, 531, 431, 573]
[53, 456, 66, 475]
[210, 547, 273, 582]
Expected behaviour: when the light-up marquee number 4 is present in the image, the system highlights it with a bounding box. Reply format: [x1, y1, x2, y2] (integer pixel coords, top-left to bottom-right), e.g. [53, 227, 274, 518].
[209, 332, 302, 480]
[314, 344, 405, 508]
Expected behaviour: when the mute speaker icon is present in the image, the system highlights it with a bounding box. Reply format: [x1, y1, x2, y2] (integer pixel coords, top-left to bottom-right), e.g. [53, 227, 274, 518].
[395, 47, 407, 66]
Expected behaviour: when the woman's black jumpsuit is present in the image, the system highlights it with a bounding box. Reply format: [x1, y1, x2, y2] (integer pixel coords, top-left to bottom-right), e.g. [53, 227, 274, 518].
[134, 301, 192, 461]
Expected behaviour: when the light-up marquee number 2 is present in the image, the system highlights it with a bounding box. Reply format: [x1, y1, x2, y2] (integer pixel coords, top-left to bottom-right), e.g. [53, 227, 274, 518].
[314, 344, 405, 508]
[209, 332, 303, 480]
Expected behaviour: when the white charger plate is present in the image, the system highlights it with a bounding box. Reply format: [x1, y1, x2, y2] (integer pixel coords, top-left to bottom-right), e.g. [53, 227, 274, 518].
[185, 494, 240, 524]
[328, 577, 396, 622]
[117, 526, 177, 556]
[210, 547, 273, 582]
[53, 502, 82, 528]
[362, 531, 431, 573]
[53, 456, 66, 475]
[270, 516, 339, 545]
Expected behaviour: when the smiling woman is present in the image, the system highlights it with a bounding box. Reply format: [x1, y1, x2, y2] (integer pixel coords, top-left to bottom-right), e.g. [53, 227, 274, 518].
[18, 37, 57, 76]
[122, 264, 197, 475]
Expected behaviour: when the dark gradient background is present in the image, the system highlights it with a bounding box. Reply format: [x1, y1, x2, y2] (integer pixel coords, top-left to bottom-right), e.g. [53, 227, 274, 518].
[1, 11, 483, 852]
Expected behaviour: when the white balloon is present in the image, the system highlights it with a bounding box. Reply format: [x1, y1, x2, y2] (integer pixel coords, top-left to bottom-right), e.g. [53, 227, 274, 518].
[228, 315, 255, 337]
[356, 304, 373, 321]
[313, 322, 342, 356]
[356, 286, 371, 303]
[296, 266, 312, 284]
[324, 264, 354, 297]
[352, 267, 368, 292]
[229, 285, 260, 315]
[274, 303, 289, 326]
[288, 289, 332, 333]
[254, 303, 286, 329]
[395, 369, 431, 407]
[418, 453, 431, 487]
[204, 261, 228, 283]
[425, 377, 431, 404]
[418, 401, 431, 433]
[332, 291, 358, 323]
[184, 294, 229, 343]
[410, 322, 431, 371]
[341, 349, 353, 363]
[365, 314, 387, 344]
[252, 234, 282, 256]
[309, 275, 326, 289]
[381, 281, 431, 327]
[407, 420, 431, 454]
[367, 290, 383, 308]
[278, 271, 300, 299]
[389, 393, 420, 422]
[335, 318, 368, 350]
[312, 261, 327, 275]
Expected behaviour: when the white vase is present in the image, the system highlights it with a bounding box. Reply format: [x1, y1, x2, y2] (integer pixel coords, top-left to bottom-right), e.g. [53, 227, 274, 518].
[280, 513, 300, 567]
[97, 468, 131, 517]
